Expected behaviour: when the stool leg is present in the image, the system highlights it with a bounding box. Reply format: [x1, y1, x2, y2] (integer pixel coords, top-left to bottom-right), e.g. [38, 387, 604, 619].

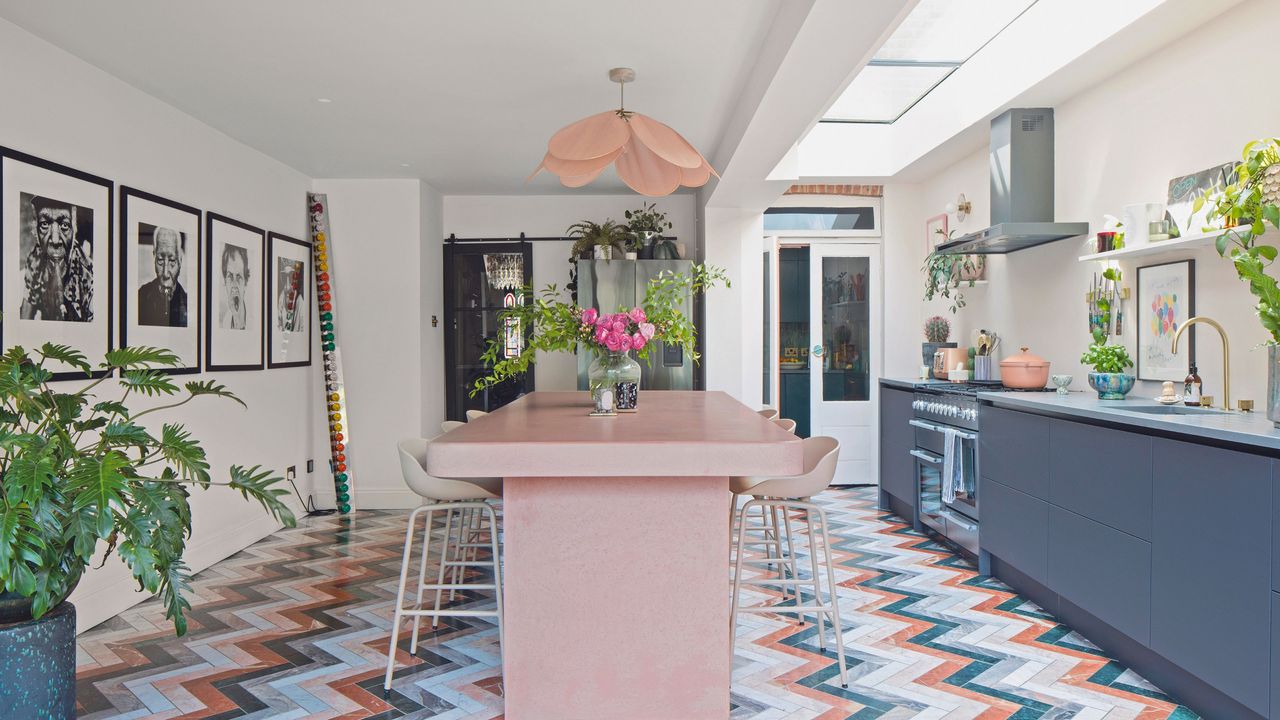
[727, 492, 738, 562]
[484, 502, 505, 659]
[816, 504, 848, 688]
[805, 505, 826, 650]
[385, 506, 426, 693]
[769, 504, 790, 602]
[450, 508, 469, 601]
[780, 505, 799, 620]
[729, 500, 752, 662]
[409, 508, 436, 655]
[432, 507, 457, 629]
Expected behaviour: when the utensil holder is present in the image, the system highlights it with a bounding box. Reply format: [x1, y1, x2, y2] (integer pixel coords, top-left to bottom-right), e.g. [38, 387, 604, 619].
[973, 356, 992, 381]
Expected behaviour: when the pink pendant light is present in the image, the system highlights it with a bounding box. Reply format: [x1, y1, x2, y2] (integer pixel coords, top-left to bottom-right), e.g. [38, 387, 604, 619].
[529, 68, 719, 196]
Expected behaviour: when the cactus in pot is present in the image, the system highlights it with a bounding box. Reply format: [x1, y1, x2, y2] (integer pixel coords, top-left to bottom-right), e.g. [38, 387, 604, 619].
[922, 315, 956, 378]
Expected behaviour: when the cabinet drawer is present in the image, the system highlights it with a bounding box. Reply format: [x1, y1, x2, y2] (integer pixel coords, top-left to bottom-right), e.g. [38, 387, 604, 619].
[1049, 420, 1152, 540]
[981, 479, 1048, 583]
[980, 406, 1049, 499]
[1048, 506, 1150, 645]
[1272, 593, 1279, 720]
[878, 388, 915, 507]
[1152, 438, 1273, 715]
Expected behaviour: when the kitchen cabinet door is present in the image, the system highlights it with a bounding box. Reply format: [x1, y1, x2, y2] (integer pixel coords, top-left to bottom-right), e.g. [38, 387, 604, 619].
[1272, 593, 1279, 720]
[1274, 461, 1279, 593]
[1049, 420, 1152, 540]
[1151, 438, 1273, 716]
[1048, 506, 1150, 645]
[981, 479, 1048, 584]
[980, 407, 1050, 499]
[878, 387, 915, 508]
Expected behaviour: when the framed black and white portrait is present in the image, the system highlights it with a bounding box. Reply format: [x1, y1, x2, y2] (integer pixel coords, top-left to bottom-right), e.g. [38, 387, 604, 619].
[267, 232, 311, 368]
[0, 147, 112, 379]
[120, 187, 200, 374]
[205, 213, 263, 371]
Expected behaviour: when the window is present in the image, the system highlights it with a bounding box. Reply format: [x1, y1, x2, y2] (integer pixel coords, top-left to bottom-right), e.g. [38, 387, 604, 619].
[764, 206, 877, 232]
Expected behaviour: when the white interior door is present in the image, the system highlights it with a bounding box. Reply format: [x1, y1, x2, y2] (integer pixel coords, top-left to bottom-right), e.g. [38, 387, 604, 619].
[808, 242, 881, 485]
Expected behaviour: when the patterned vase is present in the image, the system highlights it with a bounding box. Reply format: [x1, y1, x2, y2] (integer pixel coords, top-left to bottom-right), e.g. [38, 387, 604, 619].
[1262, 164, 1280, 208]
[1088, 372, 1135, 400]
[588, 350, 642, 414]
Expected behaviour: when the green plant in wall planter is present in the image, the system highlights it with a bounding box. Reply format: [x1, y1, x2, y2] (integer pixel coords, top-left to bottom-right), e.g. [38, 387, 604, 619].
[0, 344, 294, 714]
[1080, 329, 1135, 399]
[922, 245, 983, 314]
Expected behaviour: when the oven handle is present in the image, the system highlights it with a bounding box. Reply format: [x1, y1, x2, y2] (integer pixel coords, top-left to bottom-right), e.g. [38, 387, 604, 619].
[910, 449, 943, 465]
[909, 418, 977, 441]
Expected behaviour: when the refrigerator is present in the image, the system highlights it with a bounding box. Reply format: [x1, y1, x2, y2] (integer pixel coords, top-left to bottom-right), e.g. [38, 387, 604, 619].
[575, 259, 695, 391]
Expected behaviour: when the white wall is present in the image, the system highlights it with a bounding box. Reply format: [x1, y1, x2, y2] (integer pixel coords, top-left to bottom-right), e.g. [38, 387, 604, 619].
[312, 178, 444, 509]
[701, 206, 764, 405]
[442, 194, 697, 391]
[0, 18, 324, 632]
[902, 0, 1278, 403]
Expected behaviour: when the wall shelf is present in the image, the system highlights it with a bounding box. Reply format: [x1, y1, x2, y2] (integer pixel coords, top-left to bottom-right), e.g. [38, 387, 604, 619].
[1077, 228, 1246, 262]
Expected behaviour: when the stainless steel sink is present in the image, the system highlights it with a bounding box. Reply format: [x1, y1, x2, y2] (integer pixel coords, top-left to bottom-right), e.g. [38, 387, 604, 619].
[1118, 405, 1229, 416]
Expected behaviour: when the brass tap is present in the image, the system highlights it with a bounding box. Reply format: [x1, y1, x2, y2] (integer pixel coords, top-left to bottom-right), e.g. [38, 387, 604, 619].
[1171, 316, 1230, 411]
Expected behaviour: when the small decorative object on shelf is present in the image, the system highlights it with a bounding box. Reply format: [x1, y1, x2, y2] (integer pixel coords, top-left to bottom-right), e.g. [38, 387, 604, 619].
[1081, 329, 1136, 399]
[308, 193, 352, 514]
[472, 265, 729, 414]
[1051, 374, 1073, 395]
[922, 315, 955, 379]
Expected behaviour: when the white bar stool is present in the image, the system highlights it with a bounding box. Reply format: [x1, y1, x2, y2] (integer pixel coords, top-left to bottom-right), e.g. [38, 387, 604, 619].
[729, 418, 798, 599]
[384, 437, 504, 695]
[756, 407, 779, 420]
[729, 436, 848, 688]
[465, 409, 489, 422]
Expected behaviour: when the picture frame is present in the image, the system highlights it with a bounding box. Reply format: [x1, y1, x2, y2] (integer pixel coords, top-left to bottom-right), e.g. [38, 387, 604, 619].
[120, 187, 201, 374]
[266, 231, 312, 368]
[205, 212, 264, 371]
[1136, 259, 1195, 383]
[0, 146, 113, 380]
[925, 213, 948, 251]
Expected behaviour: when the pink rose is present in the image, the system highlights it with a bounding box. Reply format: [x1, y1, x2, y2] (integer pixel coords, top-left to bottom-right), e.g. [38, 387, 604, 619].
[631, 332, 647, 350]
[581, 307, 598, 325]
[628, 307, 646, 324]
[612, 321, 626, 333]
[639, 322, 656, 339]
[619, 333, 633, 351]
[605, 332, 624, 352]
[595, 326, 609, 345]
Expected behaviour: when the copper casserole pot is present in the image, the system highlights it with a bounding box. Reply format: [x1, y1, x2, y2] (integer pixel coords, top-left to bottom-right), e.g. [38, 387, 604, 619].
[1000, 346, 1050, 389]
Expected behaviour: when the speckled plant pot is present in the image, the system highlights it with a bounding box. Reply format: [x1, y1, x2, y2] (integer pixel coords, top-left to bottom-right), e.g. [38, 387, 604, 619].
[0, 601, 76, 719]
[1088, 372, 1135, 400]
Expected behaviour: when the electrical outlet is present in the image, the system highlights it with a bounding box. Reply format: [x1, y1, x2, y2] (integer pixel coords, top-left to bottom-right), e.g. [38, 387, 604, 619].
[286, 465, 296, 481]
[306, 459, 314, 473]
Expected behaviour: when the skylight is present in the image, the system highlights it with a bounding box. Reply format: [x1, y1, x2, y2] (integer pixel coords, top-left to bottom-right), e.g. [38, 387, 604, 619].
[822, 0, 1037, 124]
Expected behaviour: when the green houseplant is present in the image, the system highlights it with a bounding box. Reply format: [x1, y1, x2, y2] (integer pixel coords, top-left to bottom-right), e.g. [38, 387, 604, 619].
[0, 343, 294, 713]
[1080, 329, 1135, 399]
[624, 202, 675, 259]
[921, 315, 956, 377]
[922, 248, 983, 314]
[567, 219, 628, 262]
[1198, 138, 1280, 424]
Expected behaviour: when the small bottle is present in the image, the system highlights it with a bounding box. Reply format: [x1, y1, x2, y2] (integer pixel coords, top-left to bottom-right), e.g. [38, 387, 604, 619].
[1184, 364, 1202, 407]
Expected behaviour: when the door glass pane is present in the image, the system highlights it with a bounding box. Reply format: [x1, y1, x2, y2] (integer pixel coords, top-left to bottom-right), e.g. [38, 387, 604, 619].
[762, 251, 771, 405]
[778, 247, 810, 437]
[820, 256, 870, 402]
[450, 252, 523, 309]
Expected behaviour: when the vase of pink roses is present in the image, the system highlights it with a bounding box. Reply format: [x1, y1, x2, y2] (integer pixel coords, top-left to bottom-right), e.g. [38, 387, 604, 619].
[581, 307, 652, 414]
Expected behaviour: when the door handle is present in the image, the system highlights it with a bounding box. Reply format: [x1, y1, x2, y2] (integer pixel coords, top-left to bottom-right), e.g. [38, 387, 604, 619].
[910, 449, 942, 464]
[909, 419, 977, 441]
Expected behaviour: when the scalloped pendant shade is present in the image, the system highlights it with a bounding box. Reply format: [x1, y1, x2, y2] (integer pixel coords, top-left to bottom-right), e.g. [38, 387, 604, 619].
[529, 69, 719, 196]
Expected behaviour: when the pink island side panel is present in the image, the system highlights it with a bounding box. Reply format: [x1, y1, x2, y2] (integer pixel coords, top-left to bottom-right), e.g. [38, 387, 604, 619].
[426, 391, 803, 720]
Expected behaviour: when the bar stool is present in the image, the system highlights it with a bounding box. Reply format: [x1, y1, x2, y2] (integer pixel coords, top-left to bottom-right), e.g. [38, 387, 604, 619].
[756, 407, 779, 420]
[465, 409, 489, 422]
[729, 417, 798, 599]
[384, 438, 504, 694]
[730, 436, 848, 688]
[441, 420, 465, 433]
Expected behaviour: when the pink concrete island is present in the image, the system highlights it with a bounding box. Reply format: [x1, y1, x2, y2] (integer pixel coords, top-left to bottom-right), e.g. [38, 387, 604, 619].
[426, 391, 803, 720]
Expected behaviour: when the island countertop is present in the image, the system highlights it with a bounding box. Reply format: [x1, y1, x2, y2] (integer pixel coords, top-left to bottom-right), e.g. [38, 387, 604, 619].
[427, 390, 803, 478]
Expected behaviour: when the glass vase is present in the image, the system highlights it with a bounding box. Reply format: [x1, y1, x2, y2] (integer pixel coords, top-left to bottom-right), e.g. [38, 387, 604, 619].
[588, 350, 642, 414]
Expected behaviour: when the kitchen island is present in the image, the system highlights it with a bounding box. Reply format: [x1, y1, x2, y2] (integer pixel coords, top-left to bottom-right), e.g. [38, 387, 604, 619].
[972, 390, 1279, 720]
[427, 391, 803, 720]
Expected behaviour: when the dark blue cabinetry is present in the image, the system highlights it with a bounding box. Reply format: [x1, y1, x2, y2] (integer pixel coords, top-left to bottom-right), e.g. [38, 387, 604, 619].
[980, 407, 1049, 499]
[1048, 506, 1150, 644]
[878, 387, 915, 511]
[1049, 420, 1152, 540]
[1272, 592, 1279, 719]
[981, 480, 1048, 584]
[1151, 438, 1273, 717]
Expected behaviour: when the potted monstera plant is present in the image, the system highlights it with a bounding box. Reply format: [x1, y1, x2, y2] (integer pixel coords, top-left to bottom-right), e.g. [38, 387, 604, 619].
[0, 344, 294, 716]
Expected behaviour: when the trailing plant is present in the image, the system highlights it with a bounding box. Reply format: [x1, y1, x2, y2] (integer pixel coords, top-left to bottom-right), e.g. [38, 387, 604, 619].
[624, 202, 673, 251]
[1079, 329, 1134, 374]
[922, 248, 982, 314]
[0, 344, 295, 632]
[471, 265, 729, 395]
[923, 315, 950, 343]
[1197, 138, 1280, 341]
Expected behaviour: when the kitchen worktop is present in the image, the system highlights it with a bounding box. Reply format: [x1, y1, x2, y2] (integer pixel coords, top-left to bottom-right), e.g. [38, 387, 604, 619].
[881, 377, 943, 390]
[978, 390, 1280, 453]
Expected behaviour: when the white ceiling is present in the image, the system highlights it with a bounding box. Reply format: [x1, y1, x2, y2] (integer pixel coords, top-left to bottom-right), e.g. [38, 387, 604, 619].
[0, 0, 782, 194]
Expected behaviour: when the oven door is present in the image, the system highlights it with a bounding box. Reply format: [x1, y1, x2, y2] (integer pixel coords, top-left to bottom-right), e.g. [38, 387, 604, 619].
[909, 419, 979, 520]
[911, 447, 980, 555]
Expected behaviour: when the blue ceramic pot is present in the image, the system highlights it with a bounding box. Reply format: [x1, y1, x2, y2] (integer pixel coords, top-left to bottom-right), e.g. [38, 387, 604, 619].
[1088, 372, 1135, 400]
[0, 601, 76, 719]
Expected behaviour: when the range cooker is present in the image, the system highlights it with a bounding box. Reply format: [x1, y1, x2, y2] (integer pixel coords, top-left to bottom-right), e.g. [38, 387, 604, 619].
[909, 381, 1052, 559]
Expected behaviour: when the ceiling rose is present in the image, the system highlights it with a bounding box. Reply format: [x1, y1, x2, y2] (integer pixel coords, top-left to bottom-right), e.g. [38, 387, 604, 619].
[529, 68, 718, 196]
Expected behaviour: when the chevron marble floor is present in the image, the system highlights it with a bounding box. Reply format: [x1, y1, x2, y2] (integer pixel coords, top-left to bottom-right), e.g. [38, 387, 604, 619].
[75, 488, 1199, 719]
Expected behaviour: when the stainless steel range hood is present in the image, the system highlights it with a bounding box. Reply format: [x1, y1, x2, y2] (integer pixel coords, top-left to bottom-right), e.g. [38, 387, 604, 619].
[935, 108, 1087, 255]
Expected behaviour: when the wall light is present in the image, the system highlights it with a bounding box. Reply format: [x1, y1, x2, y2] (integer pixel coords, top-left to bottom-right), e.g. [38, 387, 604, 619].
[945, 193, 972, 222]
